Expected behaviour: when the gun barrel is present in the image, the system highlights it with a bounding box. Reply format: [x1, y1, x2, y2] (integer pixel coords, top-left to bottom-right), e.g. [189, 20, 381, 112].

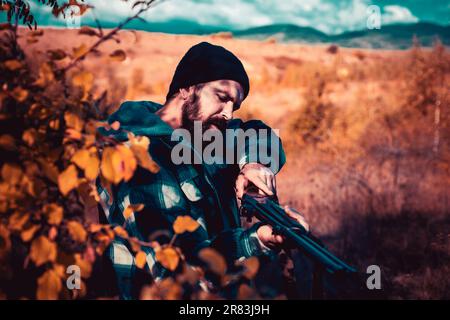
[242, 195, 356, 274]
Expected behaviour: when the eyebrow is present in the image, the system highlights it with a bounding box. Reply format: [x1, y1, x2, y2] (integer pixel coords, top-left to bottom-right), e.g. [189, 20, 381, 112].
[214, 88, 241, 109]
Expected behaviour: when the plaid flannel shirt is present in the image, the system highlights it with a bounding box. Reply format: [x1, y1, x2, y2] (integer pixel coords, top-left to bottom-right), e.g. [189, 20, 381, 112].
[97, 100, 286, 299]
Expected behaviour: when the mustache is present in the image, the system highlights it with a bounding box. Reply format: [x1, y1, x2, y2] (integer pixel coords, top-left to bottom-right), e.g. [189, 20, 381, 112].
[204, 116, 228, 131]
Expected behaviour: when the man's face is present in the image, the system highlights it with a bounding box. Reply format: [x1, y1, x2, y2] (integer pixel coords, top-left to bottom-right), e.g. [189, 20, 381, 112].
[181, 80, 244, 133]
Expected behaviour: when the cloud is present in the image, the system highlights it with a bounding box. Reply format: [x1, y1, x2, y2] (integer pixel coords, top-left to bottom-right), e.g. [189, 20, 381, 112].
[382, 5, 419, 25]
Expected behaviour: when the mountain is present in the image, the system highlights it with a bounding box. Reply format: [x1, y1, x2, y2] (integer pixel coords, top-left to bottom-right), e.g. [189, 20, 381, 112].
[232, 22, 450, 49]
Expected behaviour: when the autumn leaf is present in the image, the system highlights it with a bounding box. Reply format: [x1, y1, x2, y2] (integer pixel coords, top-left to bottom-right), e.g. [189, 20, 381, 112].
[72, 43, 89, 59]
[64, 112, 84, 131]
[135, 251, 147, 269]
[34, 62, 54, 87]
[72, 148, 99, 180]
[123, 203, 144, 220]
[30, 236, 57, 266]
[198, 248, 227, 276]
[129, 135, 160, 173]
[78, 26, 99, 37]
[109, 49, 126, 62]
[1, 163, 23, 185]
[47, 49, 67, 60]
[36, 268, 62, 300]
[21, 224, 40, 242]
[67, 221, 87, 242]
[101, 145, 137, 184]
[0, 134, 16, 151]
[8, 212, 30, 231]
[72, 71, 94, 99]
[58, 165, 79, 196]
[22, 128, 37, 146]
[38, 158, 59, 184]
[155, 247, 179, 271]
[4, 59, 22, 71]
[113, 226, 129, 239]
[11, 86, 29, 102]
[173, 215, 200, 234]
[241, 256, 260, 280]
[43, 203, 64, 226]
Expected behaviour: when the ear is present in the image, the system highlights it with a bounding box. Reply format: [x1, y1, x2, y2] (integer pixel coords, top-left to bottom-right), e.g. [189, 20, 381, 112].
[179, 86, 194, 100]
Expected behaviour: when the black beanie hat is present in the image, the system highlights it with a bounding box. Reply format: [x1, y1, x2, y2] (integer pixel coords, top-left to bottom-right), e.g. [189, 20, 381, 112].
[166, 42, 250, 102]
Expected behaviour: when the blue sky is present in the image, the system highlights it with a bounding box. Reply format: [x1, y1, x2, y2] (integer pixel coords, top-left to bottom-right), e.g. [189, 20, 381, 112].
[5, 0, 450, 34]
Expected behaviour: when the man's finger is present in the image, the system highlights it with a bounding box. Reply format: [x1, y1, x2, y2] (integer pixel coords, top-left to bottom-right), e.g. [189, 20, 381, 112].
[249, 175, 273, 196]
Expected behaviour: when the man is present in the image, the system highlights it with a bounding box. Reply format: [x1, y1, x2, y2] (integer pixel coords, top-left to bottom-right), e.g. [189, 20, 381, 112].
[97, 42, 308, 299]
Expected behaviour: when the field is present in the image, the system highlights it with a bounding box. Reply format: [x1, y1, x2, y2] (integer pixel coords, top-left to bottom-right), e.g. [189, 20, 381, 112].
[5, 27, 450, 299]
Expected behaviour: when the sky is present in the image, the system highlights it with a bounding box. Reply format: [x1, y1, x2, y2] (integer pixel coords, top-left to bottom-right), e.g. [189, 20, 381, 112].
[3, 0, 450, 35]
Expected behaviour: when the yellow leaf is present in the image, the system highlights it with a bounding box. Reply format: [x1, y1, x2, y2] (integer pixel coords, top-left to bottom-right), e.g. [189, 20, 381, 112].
[8, 212, 30, 231]
[67, 221, 87, 243]
[64, 112, 84, 131]
[198, 248, 227, 276]
[241, 256, 260, 279]
[173, 215, 200, 234]
[1, 163, 23, 185]
[4, 59, 22, 71]
[101, 146, 137, 184]
[11, 87, 28, 102]
[58, 165, 79, 196]
[21, 224, 40, 242]
[155, 247, 179, 271]
[36, 268, 62, 300]
[22, 128, 37, 146]
[43, 203, 64, 225]
[113, 226, 128, 239]
[116, 145, 137, 182]
[72, 149, 99, 180]
[135, 251, 147, 269]
[72, 71, 93, 98]
[72, 43, 89, 59]
[0, 134, 16, 151]
[130, 145, 160, 173]
[123, 203, 144, 220]
[109, 49, 126, 62]
[34, 63, 54, 87]
[30, 236, 57, 266]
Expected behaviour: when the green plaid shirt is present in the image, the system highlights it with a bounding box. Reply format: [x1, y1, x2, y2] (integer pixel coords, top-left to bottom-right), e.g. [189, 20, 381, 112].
[97, 100, 286, 299]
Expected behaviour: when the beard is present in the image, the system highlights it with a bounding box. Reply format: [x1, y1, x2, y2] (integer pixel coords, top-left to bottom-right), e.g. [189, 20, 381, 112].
[181, 93, 228, 134]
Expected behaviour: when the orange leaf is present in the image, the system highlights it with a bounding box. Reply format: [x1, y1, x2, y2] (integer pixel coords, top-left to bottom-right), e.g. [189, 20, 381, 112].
[72, 149, 99, 180]
[116, 145, 137, 182]
[0, 134, 16, 151]
[113, 226, 129, 239]
[67, 221, 87, 242]
[135, 250, 147, 269]
[34, 62, 54, 87]
[64, 112, 84, 131]
[155, 247, 179, 271]
[123, 203, 144, 220]
[4, 59, 22, 71]
[21, 224, 40, 242]
[43, 203, 64, 225]
[22, 128, 37, 146]
[11, 87, 28, 102]
[58, 164, 79, 196]
[1, 163, 23, 185]
[72, 43, 89, 59]
[36, 268, 62, 300]
[8, 212, 30, 231]
[109, 49, 126, 62]
[30, 236, 57, 266]
[130, 144, 160, 174]
[173, 215, 200, 234]
[198, 248, 227, 276]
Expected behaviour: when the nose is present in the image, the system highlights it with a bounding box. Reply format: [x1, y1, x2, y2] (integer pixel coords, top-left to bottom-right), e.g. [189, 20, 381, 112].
[221, 102, 234, 121]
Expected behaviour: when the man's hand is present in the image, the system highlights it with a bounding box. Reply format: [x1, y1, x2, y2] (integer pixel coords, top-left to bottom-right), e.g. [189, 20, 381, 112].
[235, 162, 276, 199]
[256, 206, 310, 249]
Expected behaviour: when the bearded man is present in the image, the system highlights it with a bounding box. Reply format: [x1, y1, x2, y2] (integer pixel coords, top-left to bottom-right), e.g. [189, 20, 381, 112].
[96, 42, 309, 299]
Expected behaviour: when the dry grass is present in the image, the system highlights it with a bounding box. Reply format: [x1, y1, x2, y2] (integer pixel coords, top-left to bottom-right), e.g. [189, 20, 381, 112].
[17, 28, 450, 299]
